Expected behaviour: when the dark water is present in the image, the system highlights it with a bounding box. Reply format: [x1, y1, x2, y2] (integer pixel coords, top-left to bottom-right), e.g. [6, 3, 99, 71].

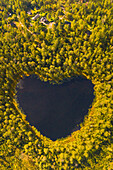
[16, 75, 94, 140]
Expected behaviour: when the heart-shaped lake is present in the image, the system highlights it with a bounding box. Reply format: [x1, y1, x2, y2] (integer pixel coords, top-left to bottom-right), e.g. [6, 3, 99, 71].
[16, 75, 94, 140]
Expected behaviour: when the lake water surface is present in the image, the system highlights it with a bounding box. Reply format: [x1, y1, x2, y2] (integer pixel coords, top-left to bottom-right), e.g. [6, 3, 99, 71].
[16, 75, 94, 140]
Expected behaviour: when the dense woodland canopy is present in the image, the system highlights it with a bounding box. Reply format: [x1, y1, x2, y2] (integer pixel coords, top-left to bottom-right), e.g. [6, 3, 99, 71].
[0, 0, 113, 169]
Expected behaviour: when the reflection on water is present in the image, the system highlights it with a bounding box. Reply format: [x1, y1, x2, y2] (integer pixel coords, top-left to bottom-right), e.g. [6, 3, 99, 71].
[16, 75, 94, 140]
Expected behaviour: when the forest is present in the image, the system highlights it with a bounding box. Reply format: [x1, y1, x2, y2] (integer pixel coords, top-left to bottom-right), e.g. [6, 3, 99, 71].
[0, 0, 113, 169]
